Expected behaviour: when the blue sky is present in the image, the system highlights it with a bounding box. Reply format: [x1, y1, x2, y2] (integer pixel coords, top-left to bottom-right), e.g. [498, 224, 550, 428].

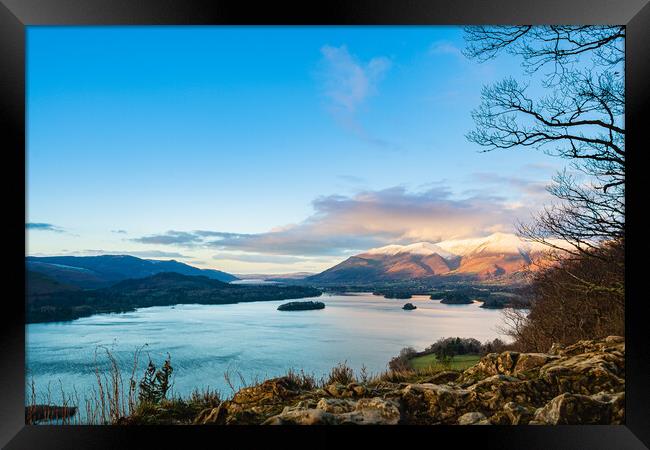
[27, 26, 563, 273]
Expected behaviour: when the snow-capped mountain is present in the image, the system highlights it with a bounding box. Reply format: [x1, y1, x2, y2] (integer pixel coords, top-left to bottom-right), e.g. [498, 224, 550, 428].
[435, 232, 552, 257]
[364, 242, 458, 260]
[309, 232, 557, 283]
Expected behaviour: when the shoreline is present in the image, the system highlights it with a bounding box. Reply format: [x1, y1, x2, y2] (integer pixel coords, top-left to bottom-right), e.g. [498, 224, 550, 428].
[26, 336, 625, 425]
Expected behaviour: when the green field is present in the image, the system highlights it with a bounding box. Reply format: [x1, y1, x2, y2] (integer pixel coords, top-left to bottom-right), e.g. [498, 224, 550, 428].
[409, 353, 481, 371]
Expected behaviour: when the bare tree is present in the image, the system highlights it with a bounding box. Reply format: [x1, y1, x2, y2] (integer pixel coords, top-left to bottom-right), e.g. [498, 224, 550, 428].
[464, 26, 624, 257]
[464, 27, 625, 349]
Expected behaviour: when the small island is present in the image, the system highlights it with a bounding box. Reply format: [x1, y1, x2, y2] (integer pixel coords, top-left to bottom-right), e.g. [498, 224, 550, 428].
[432, 292, 474, 305]
[402, 303, 417, 310]
[277, 301, 325, 311]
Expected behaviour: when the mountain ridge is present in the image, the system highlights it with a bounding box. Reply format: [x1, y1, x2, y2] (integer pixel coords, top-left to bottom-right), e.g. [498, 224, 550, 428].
[309, 233, 561, 283]
[26, 270, 320, 323]
[26, 254, 238, 288]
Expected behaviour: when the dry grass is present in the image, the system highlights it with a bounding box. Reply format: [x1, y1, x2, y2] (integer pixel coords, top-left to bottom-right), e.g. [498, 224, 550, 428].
[325, 362, 356, 385]
[130, 388, 222, 425]
[284, 368, 320, 391]
[371, 362, 464, 384]
[28, 345, 148, 425]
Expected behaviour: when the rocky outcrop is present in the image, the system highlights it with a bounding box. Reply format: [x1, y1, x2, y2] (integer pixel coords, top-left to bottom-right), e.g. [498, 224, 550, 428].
[262, 398, 401, 425]
[457, 411, 490, 425]
[195, 377, 303, 425]
[529, 392, 623, 425]
[193, 336, 624, 425]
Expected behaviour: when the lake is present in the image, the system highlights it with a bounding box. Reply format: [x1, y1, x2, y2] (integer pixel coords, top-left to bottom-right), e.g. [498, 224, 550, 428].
[26, 293, 511, 404]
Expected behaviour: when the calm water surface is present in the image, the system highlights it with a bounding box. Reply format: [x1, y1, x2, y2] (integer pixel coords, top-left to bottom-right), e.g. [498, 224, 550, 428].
[26, 293, 510, 402]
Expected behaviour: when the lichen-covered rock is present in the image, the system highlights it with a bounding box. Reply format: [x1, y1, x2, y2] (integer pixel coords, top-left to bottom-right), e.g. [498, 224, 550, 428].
[198, 376, 303, 424]
[459, 351, 520, 383]
[232, 377, 301, 406]
[193, 337, 624, 426]
[553, 337, 624, 358]
[352, 385, 367, 396]
[401, 383, 475, 424]
[422, 370, 460, 384]
[513, 353, 560, 377]
[459, 353, 500, 383]
[263, 408, 336, 425]
[538, 350, 624, 396]
[466, 374, 524, 410]
[325, 383, 345, 397]
[457, 412, 490, 425]
[316, 398, 356, 414]
[353, 398, 401, 424]
[263, 397, 400, 425]
[604, 335, 624, 344]
[530, 393, 612, 425]
[502, 402, 535, 425]
[591, 391, 625, 424]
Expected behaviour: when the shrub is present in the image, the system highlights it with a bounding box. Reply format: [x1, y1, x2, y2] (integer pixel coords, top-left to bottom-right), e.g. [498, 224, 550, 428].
[424, 337, 482, 357]
[326, 362, 356, 385]
[138, 354, 173, 404]
[388, 347, 417, 371]
[284, 368, 319, 391]
[504, 239, 624, 352]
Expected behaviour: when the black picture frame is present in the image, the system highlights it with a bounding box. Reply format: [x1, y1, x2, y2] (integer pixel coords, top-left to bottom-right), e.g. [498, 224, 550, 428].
[1, 1, 648, 448]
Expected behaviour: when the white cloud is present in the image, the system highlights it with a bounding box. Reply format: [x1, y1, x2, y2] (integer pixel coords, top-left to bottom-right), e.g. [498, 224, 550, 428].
[34, 249, 192, 259]
[318, 45, 397, 149]
[320, 44, 391, 113]
[133, 182, 548, 258]
[429, 41, 464, 59]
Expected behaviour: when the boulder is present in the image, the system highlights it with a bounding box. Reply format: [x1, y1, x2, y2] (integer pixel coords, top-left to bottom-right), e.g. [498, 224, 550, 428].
[263, 408, 336, 425]
[604, 335, 624, 344]
[231, 377, 301, 406]
[352, 385, 367, 396]
[460, 351, 520, 382]
[530, 393, 612, 425]
[466, 374, 534, 411]
[552, 337, 624, 358]
[457, 412, 490, 425]
[401, 383, 475, 424]
[502, 402, 535, 425]
[538, 350, 624, 396]
[198, 376, 303, 424]
[591, 391, 625, 424]
[513, 353, 560, 377]
[326, 383, 345, 397]
[351, 398, 401, 424]
[422, 370, 460, 385]
[263, 397, 400, 425]
[316, 398, 356, 414]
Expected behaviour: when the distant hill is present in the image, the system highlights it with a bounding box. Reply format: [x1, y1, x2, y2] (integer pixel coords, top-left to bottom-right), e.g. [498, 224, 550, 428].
[309, 233, 564, 284]
[26, 270, 80, 296]
[26, 255, 238, 288]
[26, 271, 321, 323]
